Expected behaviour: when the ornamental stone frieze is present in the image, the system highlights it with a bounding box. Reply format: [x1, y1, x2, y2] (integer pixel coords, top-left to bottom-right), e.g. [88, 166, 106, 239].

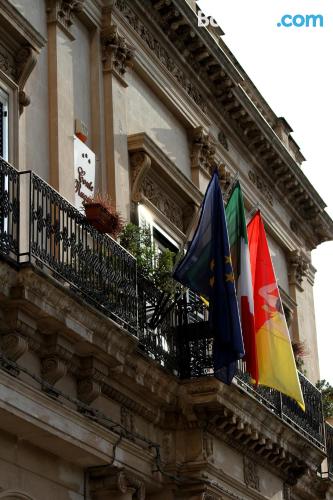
[248, 170, 274, 206]
[46, 0, 84, 39]
[243, 456, 260, 491]
[128, 133, 202, 234]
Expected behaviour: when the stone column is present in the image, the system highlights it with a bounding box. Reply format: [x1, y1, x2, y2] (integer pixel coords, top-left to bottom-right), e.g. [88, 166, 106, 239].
[101, 8, 134, 220]
[46, 0, 82, 202]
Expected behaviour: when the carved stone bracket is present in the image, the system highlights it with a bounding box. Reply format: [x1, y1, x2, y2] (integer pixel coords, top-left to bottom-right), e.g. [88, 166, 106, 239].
[90, 468, 145, 500]
[15, 46, 38, 114]
[77, 356, 108, 405]
[248, 170, 274, 206]
[243, 456, 260, 491]
[101, 19, 134, 79]
[130, 152, 152, 203]
[190, 126, 217, 175]
[41, 334, 74, 386]
[288, 250, 309, 290]
[1, 332, 28, 361]
[46, 0, 84, 39]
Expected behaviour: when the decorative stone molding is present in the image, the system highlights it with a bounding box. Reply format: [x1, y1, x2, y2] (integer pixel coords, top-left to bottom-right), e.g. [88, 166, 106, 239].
[141, 176, 184, 231]
[243, 456, 260, 491]
[101, 11, 134, 79]
[111, 0, 207, 112]
[216, 163, 232, 193]
[90, 469, 145, 500]
[288, 250, 309, 290]
[202, 432, 214, 461]
[77, 356, 108, 404]
[190, 126, 217, 174]
[46, 0, 84, 39]
[130, 152, 152, 203]
[218, 130, 229, 150]
[120, 405, 136, 438]
[128, 133, 202, 234]
[248, 170, 274, 206]
[15, 46, 38, 113]
[0, 48, 16, 80]
[283, 483, 291, 500]
[41, 334, 74, 386]
[0, 332, 28, 362]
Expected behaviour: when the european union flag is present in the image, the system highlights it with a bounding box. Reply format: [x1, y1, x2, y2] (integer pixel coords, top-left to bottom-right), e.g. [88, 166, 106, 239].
[173, 171, 244, 383]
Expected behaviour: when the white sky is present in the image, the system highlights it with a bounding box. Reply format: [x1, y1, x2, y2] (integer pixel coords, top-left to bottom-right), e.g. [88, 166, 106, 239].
[198, 0, 333, 382]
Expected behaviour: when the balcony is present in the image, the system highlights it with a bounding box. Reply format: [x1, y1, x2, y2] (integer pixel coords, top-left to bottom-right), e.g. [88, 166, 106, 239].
[0, 157, 331, 476]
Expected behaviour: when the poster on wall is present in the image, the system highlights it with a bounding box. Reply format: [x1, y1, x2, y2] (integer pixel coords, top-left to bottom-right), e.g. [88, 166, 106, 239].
[73, 136, 96, 211]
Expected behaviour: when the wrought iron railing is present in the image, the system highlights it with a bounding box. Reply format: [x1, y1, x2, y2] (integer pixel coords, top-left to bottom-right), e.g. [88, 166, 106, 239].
[326, 423, 333, 479]
[0, 157, 20, 263]
[176, 298, 326, 450]
[0, 157, 330, 460]
[0, 160, 137, 333]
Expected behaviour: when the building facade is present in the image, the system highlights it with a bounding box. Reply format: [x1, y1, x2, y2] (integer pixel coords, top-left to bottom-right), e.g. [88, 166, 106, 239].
[0, 0, 332, 499]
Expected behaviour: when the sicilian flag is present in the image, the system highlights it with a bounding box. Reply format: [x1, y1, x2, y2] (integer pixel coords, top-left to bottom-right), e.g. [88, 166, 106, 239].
[225, 182, 258, 383]
[173, 171, 244, 383]
[247, 211, 305, 410]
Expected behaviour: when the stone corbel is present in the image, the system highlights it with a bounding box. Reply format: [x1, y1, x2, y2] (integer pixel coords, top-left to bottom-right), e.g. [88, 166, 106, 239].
[0, 332, 28, 375]
[41, 334, 74, 386]
[288, 250, 309, 291]
[101, 22, 134, 82]
[15, 46, 38, 114]
[190, 126, 217, 175]
[77, 356, 108, 404]
[129, 151, 152, 203]
[46, 0, 84, 40]
[90, 469, 145, 500]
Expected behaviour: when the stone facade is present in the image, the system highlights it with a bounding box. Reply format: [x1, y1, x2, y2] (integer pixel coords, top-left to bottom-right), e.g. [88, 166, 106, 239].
[0, 0, 332, 499]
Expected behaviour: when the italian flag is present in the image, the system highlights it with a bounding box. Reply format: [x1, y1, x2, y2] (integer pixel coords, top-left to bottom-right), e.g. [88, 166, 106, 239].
[226, 182, 258, 383]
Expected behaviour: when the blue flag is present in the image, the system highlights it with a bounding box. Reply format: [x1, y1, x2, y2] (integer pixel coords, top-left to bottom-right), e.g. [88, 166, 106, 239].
[173, 171, 244, 383]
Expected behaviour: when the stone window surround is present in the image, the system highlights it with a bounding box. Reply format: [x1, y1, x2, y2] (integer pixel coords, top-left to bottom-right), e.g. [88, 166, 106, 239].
[128, 132, 202, 244]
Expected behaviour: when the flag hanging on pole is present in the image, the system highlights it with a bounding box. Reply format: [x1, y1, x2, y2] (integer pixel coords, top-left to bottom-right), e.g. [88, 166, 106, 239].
[247, 211, 305, 410]
[225, 182, 258, 383]
[173, 171, 244, 384]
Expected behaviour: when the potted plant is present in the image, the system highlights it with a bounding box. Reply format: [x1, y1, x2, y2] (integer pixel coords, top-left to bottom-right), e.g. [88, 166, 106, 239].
[83, 193, 124, 237]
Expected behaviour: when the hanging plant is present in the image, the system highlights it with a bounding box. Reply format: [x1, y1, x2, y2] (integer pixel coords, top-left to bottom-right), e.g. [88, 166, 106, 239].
[84, 193, 124, 237]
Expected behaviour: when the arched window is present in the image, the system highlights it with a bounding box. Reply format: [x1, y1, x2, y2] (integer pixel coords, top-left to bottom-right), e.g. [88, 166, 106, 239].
[0, 491, 35, 500]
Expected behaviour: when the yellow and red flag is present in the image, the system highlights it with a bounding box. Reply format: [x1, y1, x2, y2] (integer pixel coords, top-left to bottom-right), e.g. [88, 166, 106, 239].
[247, 211, 305, 410]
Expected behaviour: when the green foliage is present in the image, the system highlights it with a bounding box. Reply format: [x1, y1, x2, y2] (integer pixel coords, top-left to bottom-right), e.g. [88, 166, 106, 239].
[120, 223, 177, 294]
[316, 379, 333, 419]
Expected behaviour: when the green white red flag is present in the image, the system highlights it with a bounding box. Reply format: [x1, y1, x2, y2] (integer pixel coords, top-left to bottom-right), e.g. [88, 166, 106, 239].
[226, 182, 258, 382]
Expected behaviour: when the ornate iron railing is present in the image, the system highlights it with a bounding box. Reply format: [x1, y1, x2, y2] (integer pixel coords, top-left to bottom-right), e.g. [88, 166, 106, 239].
[326, 423, 333, 479]
[0, 157, 329, 458]
[177, 305, 325, 450]
[0, 157, 20, 263]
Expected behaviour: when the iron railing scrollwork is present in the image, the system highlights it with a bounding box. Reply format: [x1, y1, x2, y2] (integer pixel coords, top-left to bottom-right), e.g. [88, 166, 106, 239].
[0, 157, 331, 466]
[0, 157, 20, 262]
[30, 173, 137, 333]
[326, 423, 333, 479]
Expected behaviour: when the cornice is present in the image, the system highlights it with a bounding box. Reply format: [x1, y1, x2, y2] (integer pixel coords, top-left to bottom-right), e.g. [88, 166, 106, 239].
[113, 0, 333, 249]
[0, 1, 46, 51]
